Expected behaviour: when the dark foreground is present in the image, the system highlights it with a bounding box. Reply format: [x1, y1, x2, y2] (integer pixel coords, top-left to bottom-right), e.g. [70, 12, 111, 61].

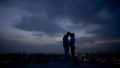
[1, 53, 120, 68]
[4, 62, 120, 68]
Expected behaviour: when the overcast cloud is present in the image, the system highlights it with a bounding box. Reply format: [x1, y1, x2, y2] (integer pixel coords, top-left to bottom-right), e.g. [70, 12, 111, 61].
[0, 0, 120, 54]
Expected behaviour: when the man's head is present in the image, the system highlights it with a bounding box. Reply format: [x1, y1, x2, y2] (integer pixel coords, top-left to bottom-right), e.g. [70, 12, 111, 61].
[66, 32, 71, 36]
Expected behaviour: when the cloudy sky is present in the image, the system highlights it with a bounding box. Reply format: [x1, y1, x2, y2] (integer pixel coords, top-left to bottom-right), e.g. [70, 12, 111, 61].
[0, 0, 120, 54]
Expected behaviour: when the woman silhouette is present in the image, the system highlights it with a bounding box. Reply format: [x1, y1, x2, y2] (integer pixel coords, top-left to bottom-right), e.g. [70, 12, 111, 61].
[69, 33, 75, 59]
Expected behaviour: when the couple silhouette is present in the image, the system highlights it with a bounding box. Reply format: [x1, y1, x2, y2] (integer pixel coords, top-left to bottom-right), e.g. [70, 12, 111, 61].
[63, 32, 77, 63]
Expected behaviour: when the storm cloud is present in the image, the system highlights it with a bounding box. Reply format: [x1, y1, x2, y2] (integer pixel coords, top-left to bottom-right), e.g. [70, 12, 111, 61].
[0, 0, 120, 53]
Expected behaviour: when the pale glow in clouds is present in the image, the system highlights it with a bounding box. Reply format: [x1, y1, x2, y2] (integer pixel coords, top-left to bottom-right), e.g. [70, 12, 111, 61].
[56, 18, 74, 30]
[56, 18, 97, 38]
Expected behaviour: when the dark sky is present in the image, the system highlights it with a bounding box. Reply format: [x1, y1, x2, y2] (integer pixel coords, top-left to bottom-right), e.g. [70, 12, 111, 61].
[0, 0, 120, 54]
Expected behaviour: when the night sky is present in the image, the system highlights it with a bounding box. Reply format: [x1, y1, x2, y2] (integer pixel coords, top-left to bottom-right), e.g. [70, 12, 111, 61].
[0, 0, 120, 54]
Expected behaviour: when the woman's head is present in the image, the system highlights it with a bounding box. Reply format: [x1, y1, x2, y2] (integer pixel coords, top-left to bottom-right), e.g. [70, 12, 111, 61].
[70, 33, 75, 37]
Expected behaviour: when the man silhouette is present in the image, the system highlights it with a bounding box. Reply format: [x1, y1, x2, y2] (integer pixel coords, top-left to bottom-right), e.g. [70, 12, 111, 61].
[63, 32, 71, 62]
